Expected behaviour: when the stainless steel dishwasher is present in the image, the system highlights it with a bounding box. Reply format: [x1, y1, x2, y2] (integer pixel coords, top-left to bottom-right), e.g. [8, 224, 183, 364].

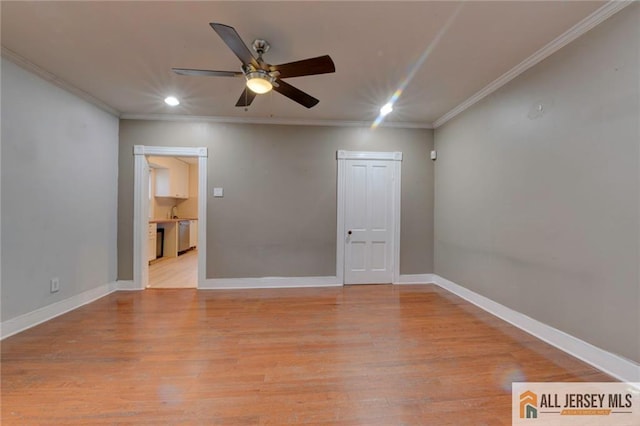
[178, 221, 190, 253]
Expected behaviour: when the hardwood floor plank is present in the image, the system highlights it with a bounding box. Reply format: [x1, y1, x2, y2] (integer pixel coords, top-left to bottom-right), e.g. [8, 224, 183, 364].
[148, 249, 197, 288]
[1, 285, 614, 424]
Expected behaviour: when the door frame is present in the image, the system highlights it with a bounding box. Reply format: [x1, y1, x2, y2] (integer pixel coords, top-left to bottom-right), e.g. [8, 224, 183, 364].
[133, 145, 208, 290]
[336, 150, 402, 284]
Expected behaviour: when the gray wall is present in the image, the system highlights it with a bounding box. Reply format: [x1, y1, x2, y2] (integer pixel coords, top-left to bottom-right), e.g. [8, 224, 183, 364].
[1, 58, 119, 321]
[118, 122, 434, 280]
[434, 5, 639, 363]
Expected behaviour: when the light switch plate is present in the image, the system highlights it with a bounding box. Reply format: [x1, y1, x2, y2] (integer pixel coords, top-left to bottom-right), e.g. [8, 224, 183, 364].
[213, 187, 224, 197]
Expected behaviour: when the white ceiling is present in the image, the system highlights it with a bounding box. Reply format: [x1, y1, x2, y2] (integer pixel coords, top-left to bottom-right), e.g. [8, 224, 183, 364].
[1, 1, 607, 127]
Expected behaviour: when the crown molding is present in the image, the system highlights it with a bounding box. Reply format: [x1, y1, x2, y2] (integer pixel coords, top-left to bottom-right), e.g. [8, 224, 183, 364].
[432, 0, 633, 128]
[120, 113, 434, 130]
[1, 46, 120, 117]
[10, 0, 627, 132]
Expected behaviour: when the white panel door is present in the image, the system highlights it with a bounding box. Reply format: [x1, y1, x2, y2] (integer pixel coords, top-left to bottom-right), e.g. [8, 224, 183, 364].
[344, 159, 395, 284]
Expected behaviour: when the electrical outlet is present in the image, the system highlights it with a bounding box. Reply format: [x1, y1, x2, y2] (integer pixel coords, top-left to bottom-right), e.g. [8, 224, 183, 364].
[50, 278, 60, 293]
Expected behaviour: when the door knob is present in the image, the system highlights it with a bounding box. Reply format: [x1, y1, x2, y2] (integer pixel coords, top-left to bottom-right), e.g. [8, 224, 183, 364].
[348, 230, 352, 235]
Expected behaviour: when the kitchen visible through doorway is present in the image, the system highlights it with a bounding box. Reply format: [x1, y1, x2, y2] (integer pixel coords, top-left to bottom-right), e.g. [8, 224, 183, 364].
[146, 155, 199, 289]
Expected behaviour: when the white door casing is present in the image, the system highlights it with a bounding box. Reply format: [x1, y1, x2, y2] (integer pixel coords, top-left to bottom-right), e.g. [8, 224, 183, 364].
[133, 145, 208, 290]
[345, 159, 394, 284]
[336, 150, 402, 285]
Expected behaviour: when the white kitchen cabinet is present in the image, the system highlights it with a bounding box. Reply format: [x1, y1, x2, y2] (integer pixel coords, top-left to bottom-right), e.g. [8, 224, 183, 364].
[189, 220, 198, 248]
[147, 223, 157, 262]
[154, 157, 189, 199]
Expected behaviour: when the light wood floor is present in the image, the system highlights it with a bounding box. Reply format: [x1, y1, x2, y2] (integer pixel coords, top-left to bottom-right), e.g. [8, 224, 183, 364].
[1, 285, 612, 424]
[148, 249, 197, 288]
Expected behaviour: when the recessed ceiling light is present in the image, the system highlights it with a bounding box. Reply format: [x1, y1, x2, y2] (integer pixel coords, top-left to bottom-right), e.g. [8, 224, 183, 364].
[380, 102, 393, 117]
[164, 96, 180, 106]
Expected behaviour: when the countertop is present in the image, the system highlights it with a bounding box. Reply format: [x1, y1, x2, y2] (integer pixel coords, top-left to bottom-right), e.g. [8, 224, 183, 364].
[149, 218, 198, 224]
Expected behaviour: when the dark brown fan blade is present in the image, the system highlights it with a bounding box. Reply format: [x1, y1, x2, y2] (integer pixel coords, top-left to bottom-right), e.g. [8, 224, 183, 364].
[210, 23, 258, 68]
[172, 68, 242, 77]
[235, 87, 257, 107]
[272, 80, 319, 108]
[270, 55, 335, 79]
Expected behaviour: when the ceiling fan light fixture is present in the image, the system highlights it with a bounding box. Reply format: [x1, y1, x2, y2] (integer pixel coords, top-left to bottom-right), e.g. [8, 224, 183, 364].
[245, 71, 275, 94]
[174, 23, 334, 108]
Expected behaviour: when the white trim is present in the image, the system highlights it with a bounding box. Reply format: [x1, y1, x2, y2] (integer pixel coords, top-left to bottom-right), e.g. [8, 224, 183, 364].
[337, 150, 403, 161]
[432, 0, 633, 128]
[336, 156, 346, 285]
[1, 47, 120, 117]
[197, 156, 208, 287]
[337, 151, 402, 285]
[1, 282, 118, 340]
[133, 145, 208, 290]
[396, 274, 436, 284]
[391, 160, 402, 285]
[116, 280, 138, 291]
[432, 274, 640, 383]
[133, 145, 207, 157]
[132, 153, 149, 291]
[122, 113, 433, 130]
[202, 276, 341, 289]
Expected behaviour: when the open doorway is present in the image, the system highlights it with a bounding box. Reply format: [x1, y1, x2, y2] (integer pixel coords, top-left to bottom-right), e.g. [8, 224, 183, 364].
[147, 156, 199, 288]
[133, 146, 207, 290]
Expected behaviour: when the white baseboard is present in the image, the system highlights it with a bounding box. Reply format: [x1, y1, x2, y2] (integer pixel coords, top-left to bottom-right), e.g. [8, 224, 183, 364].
[1, 281, 118, 340]
[202, 276, 342, 289]
[202, 273, 438, 289]
[396, 274, 436, 284]
[432, 274, 639, 383]
[116, 280, 139, 291]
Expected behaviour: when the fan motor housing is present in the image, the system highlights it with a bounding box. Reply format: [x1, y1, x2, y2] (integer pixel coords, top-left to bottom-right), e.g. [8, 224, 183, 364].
[252, 39, 270, 56]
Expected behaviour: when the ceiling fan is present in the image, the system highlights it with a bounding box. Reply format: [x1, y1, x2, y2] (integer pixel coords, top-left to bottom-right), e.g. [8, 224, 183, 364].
[173, 23, 335, 109]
